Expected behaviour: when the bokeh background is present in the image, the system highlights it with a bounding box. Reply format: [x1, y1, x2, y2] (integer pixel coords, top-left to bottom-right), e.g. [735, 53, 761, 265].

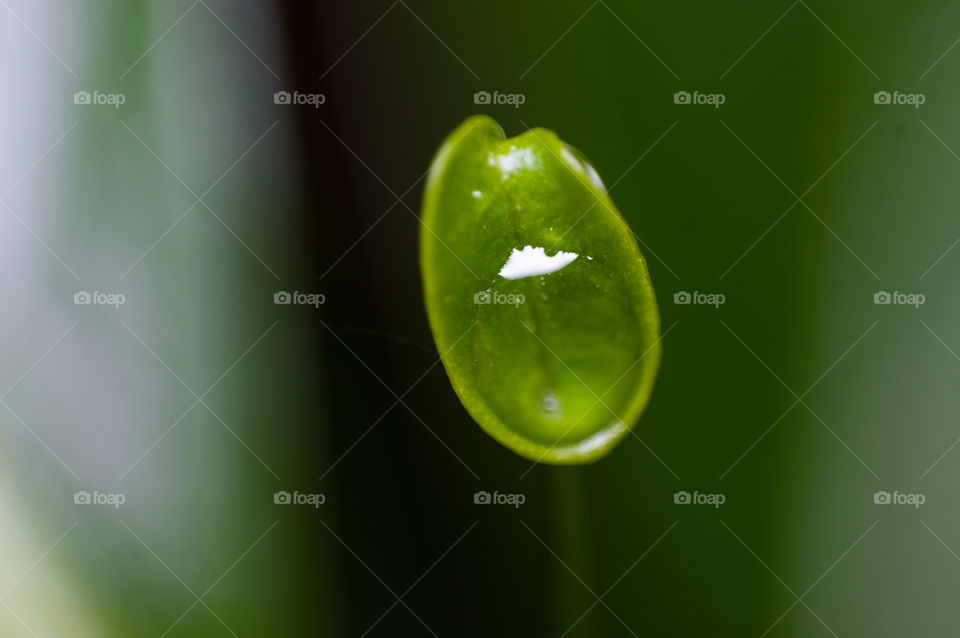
[2, 0, 959, 636]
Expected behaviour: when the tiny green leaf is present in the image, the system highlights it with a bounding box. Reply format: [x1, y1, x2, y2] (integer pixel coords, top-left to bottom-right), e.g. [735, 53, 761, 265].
[420, 115, 661, 464]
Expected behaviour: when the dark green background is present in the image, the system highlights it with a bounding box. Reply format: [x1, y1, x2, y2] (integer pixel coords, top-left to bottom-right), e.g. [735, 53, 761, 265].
[1, 0, 959, 636]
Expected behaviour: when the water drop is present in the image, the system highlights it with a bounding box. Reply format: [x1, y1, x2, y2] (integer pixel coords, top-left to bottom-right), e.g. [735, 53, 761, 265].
[560, 143, 605, 192]
[541, 390, 562, 419]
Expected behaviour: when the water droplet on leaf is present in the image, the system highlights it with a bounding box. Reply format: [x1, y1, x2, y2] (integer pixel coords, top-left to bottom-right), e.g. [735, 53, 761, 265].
[420, 115, 661, 464]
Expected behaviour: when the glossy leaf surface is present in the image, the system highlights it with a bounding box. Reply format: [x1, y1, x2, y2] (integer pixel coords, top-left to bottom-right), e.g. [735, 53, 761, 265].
[420, 116, 661, 464]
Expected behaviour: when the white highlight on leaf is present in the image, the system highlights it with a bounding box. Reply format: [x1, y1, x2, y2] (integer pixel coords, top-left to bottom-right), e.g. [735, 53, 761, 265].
[498, 245, 579, 280]
[489, 146, 541, 177]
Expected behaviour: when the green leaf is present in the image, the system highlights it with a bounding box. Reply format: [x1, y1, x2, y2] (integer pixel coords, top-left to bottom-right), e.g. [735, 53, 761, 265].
[420, 115, 661, 464]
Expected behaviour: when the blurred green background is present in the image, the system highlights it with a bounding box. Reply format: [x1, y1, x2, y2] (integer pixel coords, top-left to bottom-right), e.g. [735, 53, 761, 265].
[2, 0, 960, 636]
